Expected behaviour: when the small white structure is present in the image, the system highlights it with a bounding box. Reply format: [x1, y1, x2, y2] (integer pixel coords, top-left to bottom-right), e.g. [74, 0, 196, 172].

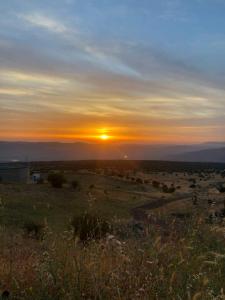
[31, 172, 41, 183]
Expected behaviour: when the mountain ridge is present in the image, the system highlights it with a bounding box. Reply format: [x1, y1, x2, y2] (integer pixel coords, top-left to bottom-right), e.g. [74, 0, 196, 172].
[0, 141, 225, 162]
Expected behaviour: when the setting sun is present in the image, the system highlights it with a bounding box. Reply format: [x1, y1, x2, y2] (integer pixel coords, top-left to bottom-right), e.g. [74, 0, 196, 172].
[99, 134, 109, 140]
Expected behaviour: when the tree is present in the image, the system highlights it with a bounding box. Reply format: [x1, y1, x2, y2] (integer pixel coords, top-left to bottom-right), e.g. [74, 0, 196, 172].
[48, 172, 66, 188]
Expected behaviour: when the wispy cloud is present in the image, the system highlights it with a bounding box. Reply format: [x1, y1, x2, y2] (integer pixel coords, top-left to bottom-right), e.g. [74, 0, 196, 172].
[19, 13, 68, 34]
[0, 87, 34, 96]
[0, 70, 69, 86]
[0, 1, 224, 142]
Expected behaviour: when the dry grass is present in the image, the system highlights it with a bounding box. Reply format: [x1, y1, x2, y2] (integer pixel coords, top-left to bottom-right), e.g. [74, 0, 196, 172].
[0, 168, 225, 299]
[1, 216, 225, 300]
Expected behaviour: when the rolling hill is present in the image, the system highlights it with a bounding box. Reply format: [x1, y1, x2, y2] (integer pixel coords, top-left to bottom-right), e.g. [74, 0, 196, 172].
[0, 141, 225, 162]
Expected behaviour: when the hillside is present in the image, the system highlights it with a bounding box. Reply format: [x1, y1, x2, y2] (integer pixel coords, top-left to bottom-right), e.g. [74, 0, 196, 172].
[1, 141, 225, 162]
[172, 147, 225, 163]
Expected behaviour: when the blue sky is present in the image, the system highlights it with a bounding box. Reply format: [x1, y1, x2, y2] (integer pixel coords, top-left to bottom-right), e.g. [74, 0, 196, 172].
[0, 0, 225, 143]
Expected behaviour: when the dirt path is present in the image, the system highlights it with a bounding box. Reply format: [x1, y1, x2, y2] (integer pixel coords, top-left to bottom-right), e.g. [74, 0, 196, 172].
[131, 193, 192, 221]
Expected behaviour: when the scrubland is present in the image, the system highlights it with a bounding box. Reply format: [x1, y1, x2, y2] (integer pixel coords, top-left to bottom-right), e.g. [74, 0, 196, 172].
[1, 161, 225, 299]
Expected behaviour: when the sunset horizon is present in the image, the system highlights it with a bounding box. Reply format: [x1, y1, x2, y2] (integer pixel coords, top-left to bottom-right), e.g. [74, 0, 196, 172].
[1, 2, 225, 298]
[1, 1, 225, 144]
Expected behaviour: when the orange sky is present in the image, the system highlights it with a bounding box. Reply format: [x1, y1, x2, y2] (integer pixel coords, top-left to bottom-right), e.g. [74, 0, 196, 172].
[1, 2, 225, 144]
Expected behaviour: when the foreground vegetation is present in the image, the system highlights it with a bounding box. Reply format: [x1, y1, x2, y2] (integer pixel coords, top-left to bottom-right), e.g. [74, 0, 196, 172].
[1, 214, 225, 300]
[1, 162, 225, 299]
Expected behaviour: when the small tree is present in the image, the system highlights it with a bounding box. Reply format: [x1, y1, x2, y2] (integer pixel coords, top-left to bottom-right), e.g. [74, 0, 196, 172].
[162, 184, 175, 193]
[190, 184, 196, 189]
[48, 172, 66, 188]
[136, 178, 143, 184]
[71, 180, 79, 189]
[152, 180, 160, 188]
[217, 185, 225, 193]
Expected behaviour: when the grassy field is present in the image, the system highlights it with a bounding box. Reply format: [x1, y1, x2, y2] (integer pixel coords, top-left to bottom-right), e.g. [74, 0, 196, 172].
[1, 162, 225, 299]
[0, 172, 152, 230]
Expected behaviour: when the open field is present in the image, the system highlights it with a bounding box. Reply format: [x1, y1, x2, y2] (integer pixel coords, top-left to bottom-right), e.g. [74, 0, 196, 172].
[1, 160, 225, 299]
[1, 160, 225, 229]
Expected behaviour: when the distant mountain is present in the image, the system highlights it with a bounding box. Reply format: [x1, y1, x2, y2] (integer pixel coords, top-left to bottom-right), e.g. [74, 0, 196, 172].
[0, 141, 225, 162]
[171, 147, 225, 163]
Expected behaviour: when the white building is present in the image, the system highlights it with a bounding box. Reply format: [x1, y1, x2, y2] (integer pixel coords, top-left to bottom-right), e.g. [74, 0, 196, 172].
[31, 172, 42, 183]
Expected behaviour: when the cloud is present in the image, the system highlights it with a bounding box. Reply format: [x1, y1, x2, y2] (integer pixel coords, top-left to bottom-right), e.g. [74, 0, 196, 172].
[0, 87, 34, 96]
[0, 70, 69, 86]
[0, 1, 224, 142]
[16, 11, 140, 78]
[19, 13, 68, 34]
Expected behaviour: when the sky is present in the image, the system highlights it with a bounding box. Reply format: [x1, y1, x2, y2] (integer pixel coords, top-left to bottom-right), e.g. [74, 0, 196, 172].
[0, 0, 225, 144]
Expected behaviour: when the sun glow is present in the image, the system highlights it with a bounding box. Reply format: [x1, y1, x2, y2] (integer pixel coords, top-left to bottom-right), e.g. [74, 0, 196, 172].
[99, 134, 109, 140]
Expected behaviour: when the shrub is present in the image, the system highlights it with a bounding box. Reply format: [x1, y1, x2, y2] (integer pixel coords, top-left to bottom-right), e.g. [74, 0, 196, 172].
[217, 185, 225, 193]
[136, 178, 143, 184]
[152, 180, 160, 188]
[190, 184, 196, 189]
[23, 220, 45, 240]
[162, 184, 175, 193]
[48, 172, 66, 188]
[168, 186, 176, 193]
[71, 180, 79, 190]
[189, 178, 196, 184]
[71, 212, 111, 242]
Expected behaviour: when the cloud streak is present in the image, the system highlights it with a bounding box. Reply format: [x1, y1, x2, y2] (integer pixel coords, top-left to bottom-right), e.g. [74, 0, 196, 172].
[19, 13, 68, 33]
[0, 1, 224, 143]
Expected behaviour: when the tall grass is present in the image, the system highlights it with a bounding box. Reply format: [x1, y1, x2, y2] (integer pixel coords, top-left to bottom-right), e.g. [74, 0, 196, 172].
[0, 216, 225, 299]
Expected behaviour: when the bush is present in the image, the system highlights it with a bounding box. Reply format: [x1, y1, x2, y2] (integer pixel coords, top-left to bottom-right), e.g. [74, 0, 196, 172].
[48, 172, 66, 188]
[217, 185, 225, 193]
[162, 184, 175, 193]
[71, 180, 79, 190]
[190, 184, 196, 189]
[23, 220, 45, 240]
[152, 180, 160, 188]
[71, 212, 111, 242]
[136, 178, 143, 184]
